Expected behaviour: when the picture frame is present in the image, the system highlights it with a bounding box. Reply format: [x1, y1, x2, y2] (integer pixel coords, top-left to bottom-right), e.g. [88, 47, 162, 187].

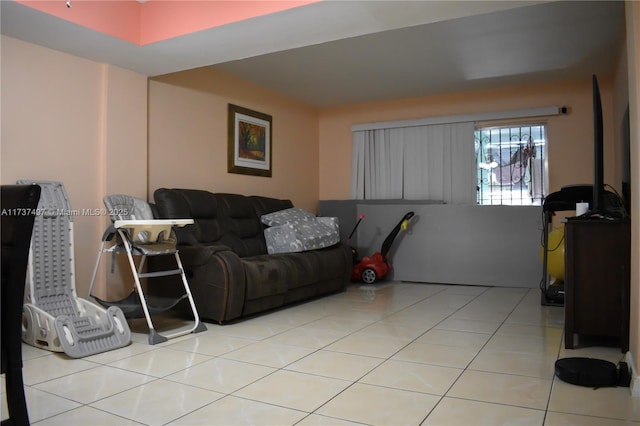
[227, 104, 272, 177]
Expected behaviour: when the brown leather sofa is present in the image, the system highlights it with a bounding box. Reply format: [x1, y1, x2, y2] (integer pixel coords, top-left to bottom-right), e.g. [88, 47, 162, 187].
[148, 188, 352, 323]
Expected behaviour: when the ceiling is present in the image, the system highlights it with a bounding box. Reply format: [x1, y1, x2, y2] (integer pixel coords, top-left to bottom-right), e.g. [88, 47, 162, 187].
[1, 0, 626, 107]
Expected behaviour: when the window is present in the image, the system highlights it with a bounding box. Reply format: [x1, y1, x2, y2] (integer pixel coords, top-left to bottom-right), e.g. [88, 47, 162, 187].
[475, 124, 547, 205]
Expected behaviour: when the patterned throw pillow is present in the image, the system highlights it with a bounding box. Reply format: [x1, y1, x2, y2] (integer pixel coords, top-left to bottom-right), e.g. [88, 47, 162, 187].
[261, 207, 316, 227]
[261, 208, 340, 254]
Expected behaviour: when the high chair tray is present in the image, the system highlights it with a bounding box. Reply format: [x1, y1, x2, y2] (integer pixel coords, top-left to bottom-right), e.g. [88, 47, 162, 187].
[114, 219, 194, 228]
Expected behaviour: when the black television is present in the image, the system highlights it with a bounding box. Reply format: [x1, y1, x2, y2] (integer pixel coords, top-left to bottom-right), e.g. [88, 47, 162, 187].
[621, 106, 631, 215]
[591, 74, 605, 215]
[583, 74, 626, 220]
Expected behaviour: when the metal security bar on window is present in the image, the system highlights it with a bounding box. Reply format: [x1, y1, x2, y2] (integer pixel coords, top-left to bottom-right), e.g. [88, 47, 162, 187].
[475, 124, 547, 205]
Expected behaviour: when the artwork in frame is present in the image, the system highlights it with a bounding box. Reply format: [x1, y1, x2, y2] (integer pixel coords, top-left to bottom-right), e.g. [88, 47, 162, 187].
[228, 104, 272, 177]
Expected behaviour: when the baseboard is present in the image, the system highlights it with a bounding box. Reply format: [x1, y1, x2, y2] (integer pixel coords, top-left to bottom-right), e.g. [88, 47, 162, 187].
[625, 352, 640, 398]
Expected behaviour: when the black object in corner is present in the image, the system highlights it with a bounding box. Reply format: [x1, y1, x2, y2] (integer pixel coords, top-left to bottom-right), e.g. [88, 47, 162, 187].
[1, 184, 41, 426]
[555, 357, 631, 388]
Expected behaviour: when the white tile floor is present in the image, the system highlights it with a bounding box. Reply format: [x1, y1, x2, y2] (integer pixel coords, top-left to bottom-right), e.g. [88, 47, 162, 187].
[3, 282, 640, 425]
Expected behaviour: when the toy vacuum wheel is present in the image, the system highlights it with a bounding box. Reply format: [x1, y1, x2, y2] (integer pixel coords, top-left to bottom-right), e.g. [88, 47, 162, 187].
[361, 268, 377, 284]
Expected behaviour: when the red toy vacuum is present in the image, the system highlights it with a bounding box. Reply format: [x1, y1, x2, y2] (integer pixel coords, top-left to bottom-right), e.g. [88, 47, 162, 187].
[349, 211, 415, 284]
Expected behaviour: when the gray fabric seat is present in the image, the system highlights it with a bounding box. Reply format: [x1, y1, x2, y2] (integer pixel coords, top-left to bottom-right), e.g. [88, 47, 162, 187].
[104, 194, 177, 255]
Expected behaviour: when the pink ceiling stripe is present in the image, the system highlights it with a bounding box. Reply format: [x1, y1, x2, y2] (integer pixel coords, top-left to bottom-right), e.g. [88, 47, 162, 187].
[16, 1, 142, 44]
[16, 0, 320, 46]
[140, 1, 320, 45]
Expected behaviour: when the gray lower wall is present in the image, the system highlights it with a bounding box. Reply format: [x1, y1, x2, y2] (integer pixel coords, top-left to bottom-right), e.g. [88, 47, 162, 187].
[319, 201, 544, 287]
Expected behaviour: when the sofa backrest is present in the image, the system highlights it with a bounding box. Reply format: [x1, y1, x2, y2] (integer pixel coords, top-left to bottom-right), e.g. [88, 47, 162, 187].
[213, 193, 268, 257]
[249, 196, 294, 218]
[153, 188, 222, 247]
[153, 188, 293, 258]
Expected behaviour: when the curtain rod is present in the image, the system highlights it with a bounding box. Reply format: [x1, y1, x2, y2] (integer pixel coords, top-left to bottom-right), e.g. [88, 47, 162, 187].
[351, 106, 567, 132]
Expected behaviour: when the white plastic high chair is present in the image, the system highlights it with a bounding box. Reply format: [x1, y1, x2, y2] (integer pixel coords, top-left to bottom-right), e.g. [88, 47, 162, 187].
[88, 194, 206, 345]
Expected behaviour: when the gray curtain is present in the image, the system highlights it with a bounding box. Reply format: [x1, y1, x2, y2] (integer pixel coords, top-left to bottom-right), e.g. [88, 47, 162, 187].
[351, 121, 475, 204]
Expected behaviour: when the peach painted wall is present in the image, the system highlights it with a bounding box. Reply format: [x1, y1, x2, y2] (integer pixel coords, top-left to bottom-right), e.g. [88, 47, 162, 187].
[1, 35, 148, 300]
[148, 67, 320, 212]
[101, 63, 149, 301]
[625, 0, 640, 393]
[613, 39, 629, 197]
[318, 78, 619, 201]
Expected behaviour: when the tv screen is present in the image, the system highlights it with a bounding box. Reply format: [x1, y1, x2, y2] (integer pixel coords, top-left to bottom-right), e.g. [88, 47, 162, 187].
[621, 106, 631, 215]
[591, 74, 605, 213]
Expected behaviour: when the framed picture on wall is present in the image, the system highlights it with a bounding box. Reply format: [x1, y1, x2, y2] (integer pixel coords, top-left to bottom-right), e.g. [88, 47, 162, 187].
[228, 104, 272, 177]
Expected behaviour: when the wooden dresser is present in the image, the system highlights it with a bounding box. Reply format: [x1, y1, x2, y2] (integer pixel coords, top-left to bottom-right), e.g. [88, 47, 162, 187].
[564, 218, 630, 352]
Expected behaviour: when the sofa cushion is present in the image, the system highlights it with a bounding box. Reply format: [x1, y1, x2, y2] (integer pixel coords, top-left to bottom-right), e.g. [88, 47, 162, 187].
[216, 193, 267, 257]
[241, 255, 291, 299]
[284, 252, 321, 289]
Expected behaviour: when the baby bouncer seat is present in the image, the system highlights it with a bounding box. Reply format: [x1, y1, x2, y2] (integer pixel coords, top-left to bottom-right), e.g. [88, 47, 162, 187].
[88, 194, 206, 345]
[19, 180, 131, 358]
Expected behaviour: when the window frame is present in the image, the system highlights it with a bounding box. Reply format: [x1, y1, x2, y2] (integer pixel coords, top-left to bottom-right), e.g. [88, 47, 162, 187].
[475, 122, 548, 206]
